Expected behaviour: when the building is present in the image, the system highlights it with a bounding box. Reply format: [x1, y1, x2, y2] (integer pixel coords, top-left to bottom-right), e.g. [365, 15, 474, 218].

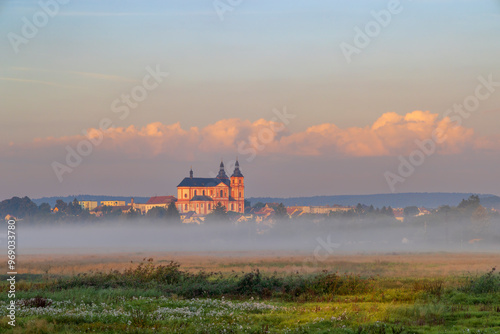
[91, 196, 177, 216]
[101, 200, 126, 207]
[176, 160, 245, 215]
[181, 212, 205, 224]
[91, 204, 132, 217]
[254, 204, 275, 222]
[417, 208, 431, 216]
[291, 205, 353, 215]
[132, 196, 177, 214]
[4, 214, 18, 221]
[393, 208, 405, 221]
[79, 201, 98, 211]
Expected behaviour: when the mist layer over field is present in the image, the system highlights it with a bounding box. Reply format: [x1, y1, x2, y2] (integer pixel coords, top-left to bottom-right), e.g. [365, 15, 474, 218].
[9, 216, 500, 255]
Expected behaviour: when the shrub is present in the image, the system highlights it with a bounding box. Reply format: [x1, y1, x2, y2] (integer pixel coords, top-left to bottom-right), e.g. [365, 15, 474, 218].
[308, 271, 373, 296]
[460, 267, 500, 294]
[236, 269, 262, 294]
[123, 258, 183, 284]
[54, 259, 188, 289]
[19, 296, 53, 308]
[52, 260, 377, 301]
[412, 279, 444, 298]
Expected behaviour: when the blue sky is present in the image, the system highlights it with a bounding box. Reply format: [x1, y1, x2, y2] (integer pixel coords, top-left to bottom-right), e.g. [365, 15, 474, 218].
[1, 0, 500, 198]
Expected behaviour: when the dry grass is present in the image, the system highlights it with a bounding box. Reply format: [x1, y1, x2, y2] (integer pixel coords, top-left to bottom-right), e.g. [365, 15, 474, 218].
[2, 251, 499, 278]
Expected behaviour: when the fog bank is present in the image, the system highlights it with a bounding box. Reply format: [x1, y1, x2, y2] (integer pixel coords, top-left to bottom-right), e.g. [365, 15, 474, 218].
[5, 217, 500, 256]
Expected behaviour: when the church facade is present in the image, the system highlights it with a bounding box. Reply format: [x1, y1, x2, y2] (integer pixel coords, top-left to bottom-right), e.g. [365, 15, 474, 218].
[176, 160, 245, 215]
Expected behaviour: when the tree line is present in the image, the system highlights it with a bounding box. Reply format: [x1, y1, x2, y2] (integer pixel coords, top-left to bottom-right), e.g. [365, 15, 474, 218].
[0, 197, 181, 224]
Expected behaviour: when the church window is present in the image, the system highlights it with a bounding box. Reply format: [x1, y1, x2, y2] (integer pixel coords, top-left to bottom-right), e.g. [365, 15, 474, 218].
[194, 190, 197, 196]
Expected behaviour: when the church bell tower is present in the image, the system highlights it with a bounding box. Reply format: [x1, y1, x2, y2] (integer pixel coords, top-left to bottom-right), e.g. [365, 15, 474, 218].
[230, 159, 245, 213]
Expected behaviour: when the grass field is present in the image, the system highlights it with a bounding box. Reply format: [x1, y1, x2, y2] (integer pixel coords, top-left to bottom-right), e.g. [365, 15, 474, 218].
[8, 251, 500, 276]
[0, 252, 499, 333]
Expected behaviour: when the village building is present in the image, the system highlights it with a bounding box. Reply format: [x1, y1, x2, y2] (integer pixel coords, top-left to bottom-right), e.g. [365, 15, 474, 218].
[132, 196, 176, 215]
[91, 204, 132, 217]
[176, 160, 245, 215]
[101, 200, 126, 207]
[91, 196, 176, 216]
[79, 200, 98, 211]
[294, 205, 353, 215]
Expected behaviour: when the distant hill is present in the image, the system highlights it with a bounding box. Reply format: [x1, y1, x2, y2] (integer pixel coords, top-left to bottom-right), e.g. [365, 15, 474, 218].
[32, 192, 500, 210]
[32, 195, 150, 207]
[480, 196, 500, 210]
[248, 193, 500, 209]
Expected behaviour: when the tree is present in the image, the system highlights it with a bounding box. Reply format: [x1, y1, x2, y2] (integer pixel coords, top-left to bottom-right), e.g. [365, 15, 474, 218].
[165, 202, 181, 224]
[386, 206, 395, 217]
[105, 208, 123, 219]
[404, 206, 419, 217]
[0, 196, 38, 219]
[471, 205, 490, 235]
[253, 202, 265, 211]
[101, 205, 113, 215]
[146, 207, 168, 219]
[355, 203, 365, 216]
[274, 203, 288, 220]
[125, 208, 140, 220]
[458, 195, 480, 210]
[244, 199, 251, 209]
[437, 205, 452, 214]
[55, 199, 68, 214]
[67, 198, 83, 216]
[38, 203, 51, 215]
[205, 202, 228, 223]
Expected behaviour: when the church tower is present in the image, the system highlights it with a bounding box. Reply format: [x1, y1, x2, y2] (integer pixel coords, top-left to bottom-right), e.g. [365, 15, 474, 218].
[216, 160, 229, 181]
[230, 159, 245, 213]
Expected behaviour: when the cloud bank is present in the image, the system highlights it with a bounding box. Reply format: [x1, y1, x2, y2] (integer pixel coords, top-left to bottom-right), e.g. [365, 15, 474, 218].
[5, 111, 500, 161]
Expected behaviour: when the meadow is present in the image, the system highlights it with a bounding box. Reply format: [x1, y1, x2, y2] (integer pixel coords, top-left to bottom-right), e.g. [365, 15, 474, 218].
[0, 252, 499, 333]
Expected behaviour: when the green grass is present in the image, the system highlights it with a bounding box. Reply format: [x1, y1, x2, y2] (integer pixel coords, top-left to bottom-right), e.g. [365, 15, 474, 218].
[1, 261, 499, 333]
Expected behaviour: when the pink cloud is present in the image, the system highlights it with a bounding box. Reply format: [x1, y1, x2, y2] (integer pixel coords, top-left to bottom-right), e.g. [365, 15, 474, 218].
[272, 110, 475, 157]
[4, 111, 498, 160]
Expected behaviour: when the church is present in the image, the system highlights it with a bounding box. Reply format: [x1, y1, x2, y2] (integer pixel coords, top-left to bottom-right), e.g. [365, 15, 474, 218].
[176, 160, 245, 215]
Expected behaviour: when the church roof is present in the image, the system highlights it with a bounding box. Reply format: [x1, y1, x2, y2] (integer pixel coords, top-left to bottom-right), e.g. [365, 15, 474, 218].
[217, 161, 229, 180]
[231, 170, 243, 177]
[177, 177, 229, 187]
[231, 160, 244, 177]
[146, 196, 176, 205]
